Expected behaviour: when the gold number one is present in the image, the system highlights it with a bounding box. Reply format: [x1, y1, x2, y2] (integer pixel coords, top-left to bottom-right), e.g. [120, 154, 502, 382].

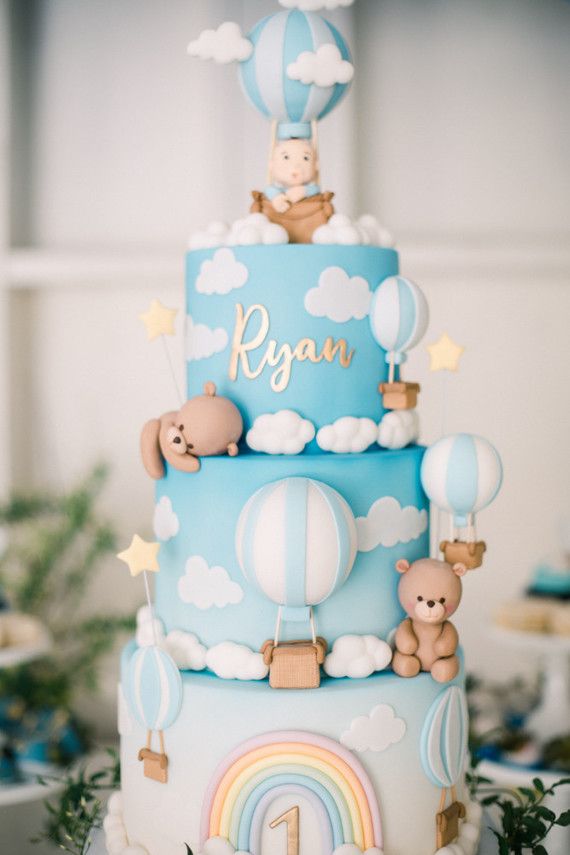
[269, 805, 300, 855]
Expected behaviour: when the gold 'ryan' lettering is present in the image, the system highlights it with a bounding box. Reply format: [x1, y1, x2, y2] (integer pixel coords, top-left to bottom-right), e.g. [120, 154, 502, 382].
[228, 303, 354, 393]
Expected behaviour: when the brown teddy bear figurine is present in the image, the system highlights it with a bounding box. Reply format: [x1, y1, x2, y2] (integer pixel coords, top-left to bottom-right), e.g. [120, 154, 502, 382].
[392, 557, 467, 683]
[140, 382, 243, 479]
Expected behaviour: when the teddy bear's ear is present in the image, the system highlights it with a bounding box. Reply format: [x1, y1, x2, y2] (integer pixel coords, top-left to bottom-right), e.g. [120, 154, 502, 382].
[395, 559, 410, 574]
[452, 562, 468, 577]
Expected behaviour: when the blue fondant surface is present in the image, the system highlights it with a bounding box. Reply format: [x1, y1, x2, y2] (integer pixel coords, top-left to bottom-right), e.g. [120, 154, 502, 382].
[186, 245, 399, 434]
[155, 445, 428, 649]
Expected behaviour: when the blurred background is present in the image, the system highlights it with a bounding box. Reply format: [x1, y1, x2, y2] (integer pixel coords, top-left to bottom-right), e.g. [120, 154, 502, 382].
[0, 0, 569, 813]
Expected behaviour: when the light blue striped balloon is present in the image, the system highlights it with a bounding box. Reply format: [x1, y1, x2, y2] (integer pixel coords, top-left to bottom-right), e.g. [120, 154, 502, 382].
[239, 10, 353, 140]
[126, 645, 182, 732]
[235, 477, 357, 619]
[421, 686, 469, 788]
[421, 433, 503, 527]
[369, 276, 429, 365]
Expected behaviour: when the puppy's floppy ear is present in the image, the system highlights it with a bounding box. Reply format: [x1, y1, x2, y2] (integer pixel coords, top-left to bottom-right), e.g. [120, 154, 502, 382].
[396, 559, 410, 574]
[140, 419, 164, 480]
[452, 562, 468, 577]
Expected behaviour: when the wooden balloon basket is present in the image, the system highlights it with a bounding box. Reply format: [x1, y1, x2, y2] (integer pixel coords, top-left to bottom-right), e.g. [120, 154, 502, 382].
[261, 606, 328, 690]
[441, 513, 487, 569]
[138, 730, 168, 784]
[380, 354, 420, 410]
[436, 786, 466, 849]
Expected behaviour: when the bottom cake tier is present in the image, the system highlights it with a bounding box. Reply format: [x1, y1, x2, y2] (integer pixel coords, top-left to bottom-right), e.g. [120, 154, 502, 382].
[112, 656, 482, 855]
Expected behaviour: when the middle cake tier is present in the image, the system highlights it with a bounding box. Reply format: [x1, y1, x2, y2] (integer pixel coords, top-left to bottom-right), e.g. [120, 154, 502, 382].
[154, 446, 428, 650]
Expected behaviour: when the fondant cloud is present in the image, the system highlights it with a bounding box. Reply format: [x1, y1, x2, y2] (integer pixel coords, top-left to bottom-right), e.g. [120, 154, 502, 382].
[163, 629, 207, 671]
[304, 266, 371, 323]
[153, 496, 180, 542]
[187, 22, 253, 64]
[341, 704, 406, 753]
[196, 248, 249, 295]
[206, 642, 269, 681]
[317, 417, 377, 454]
[186, 315, 229, 361]
[246, 410, 315, 455]
[280, 0, 354, 7]
[189, 214, 288, 250]
[104, 792, 149, 855]
[333, 847, 384, 855]
[287, 44, 354, 88]
[200, 839, 236, 855]
[377, 409, 419, 450]
[178, 555, 243, 610]
[356, 496, 428, 552]
[313, 213, 394, 248]
[324, 635, 392, 679]
[135, 604, 165, 648]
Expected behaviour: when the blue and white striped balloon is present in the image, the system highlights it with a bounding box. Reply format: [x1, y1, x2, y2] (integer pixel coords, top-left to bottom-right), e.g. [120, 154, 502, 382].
[421, 434, 503, 528]
[239, 11, 353, 140]
[369, 276, 429, 366]
[421, 686, 469, 788]
[235, 478, 357, 618]
[126, 646, 182, 732]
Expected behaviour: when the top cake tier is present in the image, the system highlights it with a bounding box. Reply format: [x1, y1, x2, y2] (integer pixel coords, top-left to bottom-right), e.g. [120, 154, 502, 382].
[186, 245, 399, 438]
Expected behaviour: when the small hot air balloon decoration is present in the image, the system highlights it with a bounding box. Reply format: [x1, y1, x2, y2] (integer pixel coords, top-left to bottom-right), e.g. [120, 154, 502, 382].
[421, 433, 503, 569]
[369, 275, 430, 410]
[421, 686, 469, 849]
[236, 477, 358, 688]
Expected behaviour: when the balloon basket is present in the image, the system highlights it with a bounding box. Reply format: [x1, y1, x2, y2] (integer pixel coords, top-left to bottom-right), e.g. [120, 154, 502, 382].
[379, 381, 420, 410]
[250, 191, 335, 244]
[436, 787, 466, 849]
[261, 638, 328, 690]
[138, 731, 168, 784]
[440, 539, 487, 569]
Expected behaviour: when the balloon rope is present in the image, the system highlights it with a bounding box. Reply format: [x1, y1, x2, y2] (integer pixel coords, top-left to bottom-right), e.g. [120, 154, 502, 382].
[438, 788, 447, 813]
[159, 730, 166, 756]
[146, 729, 152, 751]
[266, 120, 277, 186]
[309, 608, 317, 645]
[274, 606, 283, 647]
[143, 570, 160, 648]
[388, 355, 395, 385]
[161, 335, 184, 407]
[312, 120, 320, 186]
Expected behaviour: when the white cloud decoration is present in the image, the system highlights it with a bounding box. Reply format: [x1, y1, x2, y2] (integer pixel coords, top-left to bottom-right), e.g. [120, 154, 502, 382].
[163, 629, 207, 671]
[196, 248, 249, 295]
[324, 635, 392, 679]
[304, 266, 371, 323]
[341, 704, 406, 753]
[135, 605, 165, 648]
[317, 416, 377, 454]
[199, 839, 236, 855]
[287, 44, 354, 88]
[356, 496, 428, 552]
[206, 642, 269, 681]
[333, 847, 384, 855]
[178, 555, 243, 610]
[187, 22, 253, 64]
[153, 496, 179, 542]
[377, 409, 420, 450]
[189, 214, 288, 250]
[246, 410, 315, 455]
[186, 315, 228, 361]
[313, 214, 394, 247]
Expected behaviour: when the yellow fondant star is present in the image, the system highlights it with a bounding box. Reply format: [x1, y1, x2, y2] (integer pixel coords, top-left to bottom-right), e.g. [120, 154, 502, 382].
[117, 535, 160, 577]
[139, 300, 178, 341]
[427, 333, 465, 372]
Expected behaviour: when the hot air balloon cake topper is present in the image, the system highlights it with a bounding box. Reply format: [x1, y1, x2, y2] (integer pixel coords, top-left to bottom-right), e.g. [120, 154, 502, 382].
[421, 433, 503, 569]
[187, 8, 355, 242]
[369, 275, 430, 410]
[236, 476, 358, 689]
[117, 535, 182, 783]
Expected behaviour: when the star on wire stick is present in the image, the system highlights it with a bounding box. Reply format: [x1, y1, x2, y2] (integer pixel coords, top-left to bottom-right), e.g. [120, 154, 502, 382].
[139, 300, 177, 341]
[427, 333, 465, 372]
[117, 534, 160, 577]
[138, 299, 183, 405]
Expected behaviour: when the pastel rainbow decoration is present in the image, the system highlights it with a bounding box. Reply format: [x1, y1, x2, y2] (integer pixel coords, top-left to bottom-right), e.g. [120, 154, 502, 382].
[235, 478, 358, 621]
[201, 731, 383, 852]
[421, 433, 503, 528]
[240, 10, 353, 140]
[420, 686, 469, 789]
[369, 275, 429, 369]
[125, 645, 182, 731]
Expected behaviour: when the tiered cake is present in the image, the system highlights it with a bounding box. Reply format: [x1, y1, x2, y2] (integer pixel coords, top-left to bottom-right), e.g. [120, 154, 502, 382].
[107, 7, 502, 855]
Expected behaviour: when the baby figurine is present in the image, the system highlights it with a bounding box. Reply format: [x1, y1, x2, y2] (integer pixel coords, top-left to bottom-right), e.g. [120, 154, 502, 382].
[265, 139, 320, 214]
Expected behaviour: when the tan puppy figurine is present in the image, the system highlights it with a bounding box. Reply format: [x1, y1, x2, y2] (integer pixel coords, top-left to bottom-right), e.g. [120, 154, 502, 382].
[141, 382, 243, 479]
[392, 558, 467, 683]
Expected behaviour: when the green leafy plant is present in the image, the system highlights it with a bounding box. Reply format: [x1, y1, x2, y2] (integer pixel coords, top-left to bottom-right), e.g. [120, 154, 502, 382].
[480, 777, 570, 855]
[0, 466, 135, 763]
[33, 748, 120, 855]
